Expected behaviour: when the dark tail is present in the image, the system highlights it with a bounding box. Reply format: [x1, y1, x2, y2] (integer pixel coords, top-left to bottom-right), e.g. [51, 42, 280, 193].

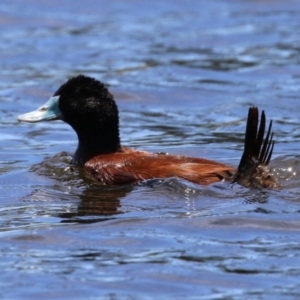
[233, 107, 277, 188]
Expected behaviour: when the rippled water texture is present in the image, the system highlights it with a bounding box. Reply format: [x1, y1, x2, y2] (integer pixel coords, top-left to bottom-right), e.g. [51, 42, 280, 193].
[1, 0, 300, 299]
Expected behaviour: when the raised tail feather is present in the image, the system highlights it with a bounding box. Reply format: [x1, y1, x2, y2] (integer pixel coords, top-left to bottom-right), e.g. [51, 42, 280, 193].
[233, 107, 277, 188]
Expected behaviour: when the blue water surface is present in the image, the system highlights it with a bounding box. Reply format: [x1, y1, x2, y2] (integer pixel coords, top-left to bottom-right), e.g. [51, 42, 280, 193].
[0, 0, 300, 299]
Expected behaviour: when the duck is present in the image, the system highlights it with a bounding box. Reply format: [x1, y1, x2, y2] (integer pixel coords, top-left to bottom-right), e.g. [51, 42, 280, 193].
[18, 75, 277, 188]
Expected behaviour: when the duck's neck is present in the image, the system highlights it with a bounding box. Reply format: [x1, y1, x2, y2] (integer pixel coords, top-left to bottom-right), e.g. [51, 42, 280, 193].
[72, 128, 121, 166]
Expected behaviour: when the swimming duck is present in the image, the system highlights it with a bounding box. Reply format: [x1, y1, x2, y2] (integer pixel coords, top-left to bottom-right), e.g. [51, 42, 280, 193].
[18, 75, 277, 188]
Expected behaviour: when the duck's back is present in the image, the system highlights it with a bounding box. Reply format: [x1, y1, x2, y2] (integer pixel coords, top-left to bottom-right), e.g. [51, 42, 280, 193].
[84, 147, 235, 185]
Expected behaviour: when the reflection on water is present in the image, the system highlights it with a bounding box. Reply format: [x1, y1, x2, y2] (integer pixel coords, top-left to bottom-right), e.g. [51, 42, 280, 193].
[0, 0, 300, 298]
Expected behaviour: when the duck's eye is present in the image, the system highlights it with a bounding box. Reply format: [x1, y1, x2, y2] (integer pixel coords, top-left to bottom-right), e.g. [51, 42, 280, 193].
[39, 106, 47, 112]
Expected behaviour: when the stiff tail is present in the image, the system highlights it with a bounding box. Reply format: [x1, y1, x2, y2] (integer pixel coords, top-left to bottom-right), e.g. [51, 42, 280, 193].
[233, 107, 277, 188]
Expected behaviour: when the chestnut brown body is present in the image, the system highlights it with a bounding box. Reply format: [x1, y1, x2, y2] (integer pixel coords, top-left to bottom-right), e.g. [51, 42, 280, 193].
[85, 147, 235, 185]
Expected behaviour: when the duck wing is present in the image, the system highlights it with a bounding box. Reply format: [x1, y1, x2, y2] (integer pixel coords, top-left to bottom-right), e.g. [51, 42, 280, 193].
[85, 150, 235, 185]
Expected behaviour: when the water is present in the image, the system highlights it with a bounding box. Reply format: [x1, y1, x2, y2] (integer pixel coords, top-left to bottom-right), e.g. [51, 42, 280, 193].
[1, 0, 300, 298]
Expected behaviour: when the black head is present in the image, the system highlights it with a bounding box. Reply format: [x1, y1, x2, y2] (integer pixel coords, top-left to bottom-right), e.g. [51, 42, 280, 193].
[54, 76, 118, 131]
[54, 75, 121, 164]
[18, 75, 122, 165]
